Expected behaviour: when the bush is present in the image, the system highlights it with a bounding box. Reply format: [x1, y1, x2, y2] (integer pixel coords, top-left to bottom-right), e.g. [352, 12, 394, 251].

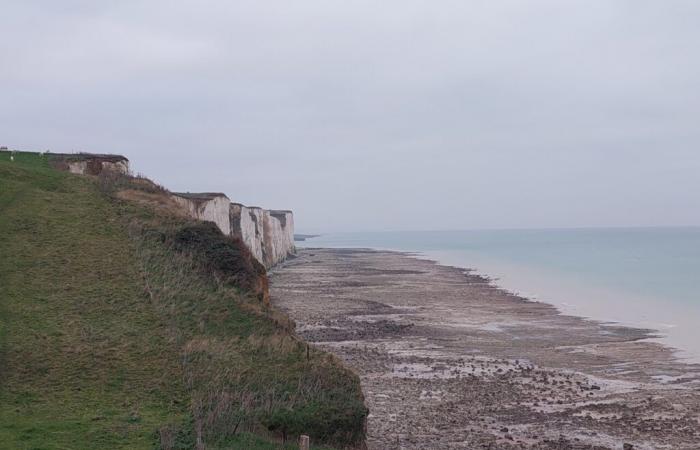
[97, 170, 168, 196]
[169, 222, 269, 304]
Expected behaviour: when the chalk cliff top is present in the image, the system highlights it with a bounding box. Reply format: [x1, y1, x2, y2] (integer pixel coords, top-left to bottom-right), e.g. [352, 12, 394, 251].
[50, 152, 129, 163]
[173, 192, 229, 200]
[231, 202, 264, 210]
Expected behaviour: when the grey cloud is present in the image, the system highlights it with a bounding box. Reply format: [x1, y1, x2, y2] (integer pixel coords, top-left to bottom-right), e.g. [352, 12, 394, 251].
[2, 1, 699, 232]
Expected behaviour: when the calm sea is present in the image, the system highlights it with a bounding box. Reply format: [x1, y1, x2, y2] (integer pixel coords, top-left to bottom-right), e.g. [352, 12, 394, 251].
[300, 228, 700, 362]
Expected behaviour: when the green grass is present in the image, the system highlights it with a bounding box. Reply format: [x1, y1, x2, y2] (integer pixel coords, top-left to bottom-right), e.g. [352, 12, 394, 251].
[0, 152, 187, 449]
[215, 433, 335, 450]
[0, 151, 366, 450]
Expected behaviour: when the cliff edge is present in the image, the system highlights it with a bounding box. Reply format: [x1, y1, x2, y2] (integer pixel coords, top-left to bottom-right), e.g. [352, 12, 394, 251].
[172, 193, 295, 269]
[0, 149, 366, 449]
[28, 151, 295, 269]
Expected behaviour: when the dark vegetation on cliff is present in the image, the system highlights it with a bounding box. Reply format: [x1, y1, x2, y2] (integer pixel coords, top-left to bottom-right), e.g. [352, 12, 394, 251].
[0, 151, 366, 449]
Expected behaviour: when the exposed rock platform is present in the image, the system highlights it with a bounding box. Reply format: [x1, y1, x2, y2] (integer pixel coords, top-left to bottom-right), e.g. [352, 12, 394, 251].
[270, 248, 700, 450]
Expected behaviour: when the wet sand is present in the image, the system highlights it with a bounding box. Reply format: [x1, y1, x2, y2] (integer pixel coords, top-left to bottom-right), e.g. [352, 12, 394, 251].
[270, 248, 700, 449]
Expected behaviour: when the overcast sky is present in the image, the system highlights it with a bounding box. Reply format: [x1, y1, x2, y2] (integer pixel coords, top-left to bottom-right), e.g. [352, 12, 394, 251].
[2, 1, 699, 232]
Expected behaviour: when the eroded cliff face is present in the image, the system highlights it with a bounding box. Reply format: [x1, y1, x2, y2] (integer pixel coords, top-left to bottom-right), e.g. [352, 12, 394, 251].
[176, 194, 295, 268]
[230, 203, 265, 264]
[172, 193, 232, 237]
[51, 151, 294, 269]
[263, 210, 295, 268]
[69, 159, 129, 175]
[50, 153, 130, 175]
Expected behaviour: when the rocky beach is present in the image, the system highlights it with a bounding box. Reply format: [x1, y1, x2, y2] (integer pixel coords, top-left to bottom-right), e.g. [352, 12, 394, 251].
[270, 248, 700, 449]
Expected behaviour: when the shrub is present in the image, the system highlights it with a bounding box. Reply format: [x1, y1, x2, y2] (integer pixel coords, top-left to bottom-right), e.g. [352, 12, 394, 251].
[169, 222, 269, 304]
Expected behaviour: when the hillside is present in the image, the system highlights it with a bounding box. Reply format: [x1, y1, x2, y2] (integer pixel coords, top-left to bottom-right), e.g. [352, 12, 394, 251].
[0, 151, 366, 449]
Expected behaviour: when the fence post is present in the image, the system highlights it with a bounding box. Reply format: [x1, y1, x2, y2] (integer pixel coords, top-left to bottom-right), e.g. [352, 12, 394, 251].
[299, 434, 310, 450]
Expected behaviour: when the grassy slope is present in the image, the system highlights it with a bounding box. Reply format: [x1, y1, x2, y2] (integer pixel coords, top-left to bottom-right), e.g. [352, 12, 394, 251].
[0, 152, 185, 449]
[0, 151, 365, 450]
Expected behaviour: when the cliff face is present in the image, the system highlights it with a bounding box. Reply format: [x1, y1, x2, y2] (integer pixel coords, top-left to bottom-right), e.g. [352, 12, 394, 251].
[172, 193, 232, 237]
[49, 153, 130, 175]
[263, 210, 295, 268]
[49, 151, 295, 269]
[174, 193, 295, 269]
[230, 203, 265, 264]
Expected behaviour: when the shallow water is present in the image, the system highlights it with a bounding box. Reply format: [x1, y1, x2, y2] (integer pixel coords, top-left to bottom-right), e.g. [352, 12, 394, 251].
[300, 228, 700, 362]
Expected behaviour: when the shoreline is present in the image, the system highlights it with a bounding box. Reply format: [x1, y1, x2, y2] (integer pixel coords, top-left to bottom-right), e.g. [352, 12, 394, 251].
[271, 247, 700, 449]
[299, 241, 700, 364]
[413, 249, 698, 364]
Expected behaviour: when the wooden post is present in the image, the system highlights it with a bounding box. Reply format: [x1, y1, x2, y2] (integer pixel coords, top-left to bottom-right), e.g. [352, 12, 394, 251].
[299, 434, 310, 450]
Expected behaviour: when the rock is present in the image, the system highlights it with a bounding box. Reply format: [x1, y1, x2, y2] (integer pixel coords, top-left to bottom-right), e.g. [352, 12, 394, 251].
[173, 192, 232, 236]
[175, 195, 295, 268]
[51, 152, 130, 175]
[623, 444, 634, 450]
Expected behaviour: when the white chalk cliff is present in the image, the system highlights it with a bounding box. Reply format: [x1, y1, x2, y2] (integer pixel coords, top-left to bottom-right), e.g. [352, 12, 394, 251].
[230, 203, 265, 264]
[263, 210, 294, 268]
[172, 193, 232, 237]
[50, 152, 295, 268]
[174, 193, 295, 268]
[50, 153, 130, 176]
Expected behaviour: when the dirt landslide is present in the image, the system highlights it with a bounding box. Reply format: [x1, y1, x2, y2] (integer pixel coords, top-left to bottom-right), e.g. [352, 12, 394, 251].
[270, 248, 700, 450]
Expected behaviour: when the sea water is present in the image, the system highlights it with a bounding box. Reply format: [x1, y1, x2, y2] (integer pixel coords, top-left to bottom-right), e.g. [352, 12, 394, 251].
[300, 228, 700, 362]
